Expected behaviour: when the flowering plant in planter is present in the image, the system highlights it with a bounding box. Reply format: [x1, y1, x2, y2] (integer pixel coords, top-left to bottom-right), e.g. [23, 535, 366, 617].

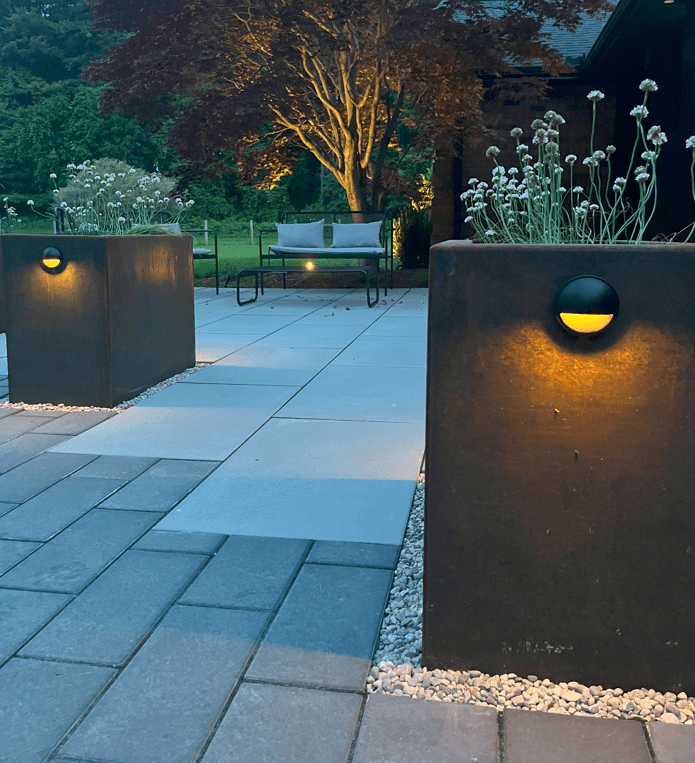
[461, 80, 695, 245]
[28, 159, 195, 234]
[0, 197, 22, 233]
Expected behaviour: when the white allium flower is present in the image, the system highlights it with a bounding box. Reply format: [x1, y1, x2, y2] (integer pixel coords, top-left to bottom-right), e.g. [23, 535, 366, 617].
[49, 173, 57, 179]
[154, 190, 161, 196]
[136, 196, 144, 203]
[517, 144, 529, 154]
[468, 178, 479, 186]
[606, 145, 617, 155]
[464, 215, 473, 223]
[84, 183, 91, 188]
[686, 136, 695, 150]
[630, 105, 649, 118]
[641, 150, 657, 161]
[559, 187, 566, 193]
[128, 168, 137, 173]
[485, 146, 501, 158]
[614, 177, 627, 185]
[66, 163, 76, 169]
[544, 110, 566, 125]
[510, 127, 523, 138]
[639, 79, 658, 93]
[477, 182, 489, 190]
[565, 154, 578, 165]
[593, 150, 606, 161]
[587, 90, 605, 102]
[531, 119, 548, 131]
[636, 172, 650, 183]
[53, 189, 59, 194]
[508, 167, 519, 175]
[27, 199, 34, 206]
[547, 129, 559, 140]
[118, 216, 126, 223]
[582, 157, 595, 166]
[647, 125, 667, 146]
[589, 204, 599, 211]
[107, 202, 115, 208]
[186, 200, 195, 206]
[613, 185, 622, 193]
[485, 230, 495, 236]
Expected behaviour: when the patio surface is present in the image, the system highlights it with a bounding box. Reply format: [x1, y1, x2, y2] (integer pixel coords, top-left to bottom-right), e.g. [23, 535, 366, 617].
[0, 285, 692, 762]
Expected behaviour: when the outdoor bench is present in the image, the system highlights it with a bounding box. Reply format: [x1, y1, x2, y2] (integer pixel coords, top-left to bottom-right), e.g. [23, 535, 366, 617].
[236, 211, 394, 307]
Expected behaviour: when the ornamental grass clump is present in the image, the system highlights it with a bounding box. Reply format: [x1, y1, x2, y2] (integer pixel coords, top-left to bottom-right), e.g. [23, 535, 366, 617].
[35, 159, 195, 234]
[461, 79, 689, 244]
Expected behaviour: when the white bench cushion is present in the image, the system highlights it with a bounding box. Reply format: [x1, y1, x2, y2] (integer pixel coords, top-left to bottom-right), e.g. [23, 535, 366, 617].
[268, 246, 385, 256]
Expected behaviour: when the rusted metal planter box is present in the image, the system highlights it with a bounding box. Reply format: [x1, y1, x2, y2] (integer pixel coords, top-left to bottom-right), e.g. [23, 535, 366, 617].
[423, 240, 695, 694]
[0, 234, 195, 407]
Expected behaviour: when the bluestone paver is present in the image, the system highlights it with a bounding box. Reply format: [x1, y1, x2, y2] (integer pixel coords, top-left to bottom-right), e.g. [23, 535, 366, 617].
[74, 454, 158, 480]
[353, 694, 499, 763]
[0, 501, 17, 518]
[331, 334, 427, 368]
[0, 538, 40, 574]
[133, 529, 226, 554]
[157, 418, 423, 544]
[362, 315, 428, 337]
[33, 410, 117, 435]
[61, 605, 269, 763]
[0, 589, 71, 664]
[647, 721, 695, 763]
[0, 435, 82, 477]
[52, 382, 302, 461]
[0, 408, 19, 420]
[0, 413, 56, 443]
[503, 708, 652, 763]
[99, 459, 219, 511]
[201, 682, 362, 763]
[179, 535, 309, 610]
[0, 658, 115, 763]
[251, 322, 367, 349]
[0, 509, 161, 593]
[20, 549, 207, 665]
[194, 312, 298, 334]
[276, 364, 426, 423]
[194, 332, 265, 362]
[246, 563, 392, 690]
[307, 540, 400, 568]
[0, 476, 125, 541]
[0, 451, 96, 502]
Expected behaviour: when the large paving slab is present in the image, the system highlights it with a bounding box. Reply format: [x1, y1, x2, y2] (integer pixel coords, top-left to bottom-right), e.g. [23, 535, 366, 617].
[20, 549, 207, 666]
[647, 721, 695, 763]
[200, 682, 362, 763]
[251, 322, 368, 348]
[61, 605, 269, 763]
[276, 364, 426, 423]
[186, 346, 341, 387]
[245, 562, 392, 690]
[353, 693, 499, 763]
[0, 509, 161, 593]
[503, 708, 652, 763]
[73, 455, 158, 480]
[0, 658, 115, 763]
[0, 538, 40, 574]
[0, 475, 125, 541]
[133, 529, 226, 554]
[0, 588, 71, 665]
[0, 413, 58, 443]
[195, 313, 299, 334]
[194, 333, 265, 362]
[0, 433, 77, 475]
[362, 315, 428, 337]
[306, 540, 400, 568]
[33, 410, 117, 435]
[179, 535, 308, 610]
[330, 334, 427, 368]
[51, 383, 301, 460]
[0, 452, 96, 502]
[156, 418, 423, 544]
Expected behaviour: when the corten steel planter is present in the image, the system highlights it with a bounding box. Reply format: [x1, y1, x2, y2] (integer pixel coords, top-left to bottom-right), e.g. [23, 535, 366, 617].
[424, 240, 695, 694]
[0, 234, 195, 407]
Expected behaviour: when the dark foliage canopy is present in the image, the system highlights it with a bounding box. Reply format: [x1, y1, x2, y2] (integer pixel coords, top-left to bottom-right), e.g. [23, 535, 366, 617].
[85, 0, 614, 210]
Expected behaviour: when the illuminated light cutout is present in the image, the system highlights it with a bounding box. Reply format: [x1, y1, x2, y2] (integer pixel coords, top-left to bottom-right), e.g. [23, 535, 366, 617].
[558, 313, 614, 334]
[305, 261, 315, 270]
[41, 247, 64, 273]
[554, 276, 619, 337]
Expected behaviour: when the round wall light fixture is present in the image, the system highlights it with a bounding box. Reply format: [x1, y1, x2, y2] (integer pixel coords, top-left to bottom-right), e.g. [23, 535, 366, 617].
[553, 276, 619, 336]
[41, 246, 65, 273]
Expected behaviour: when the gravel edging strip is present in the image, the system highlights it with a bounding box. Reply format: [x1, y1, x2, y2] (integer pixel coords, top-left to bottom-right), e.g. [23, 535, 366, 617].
[0, 364, 207, 412]
[370, 480, 695, 726]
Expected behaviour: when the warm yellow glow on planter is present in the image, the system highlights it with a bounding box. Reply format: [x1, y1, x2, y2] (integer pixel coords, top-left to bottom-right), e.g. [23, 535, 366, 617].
[554, 276, 619, 337]
[558, 313, 614, 334]
[41, 247, 64, 273]
[305, 261, 315, 270]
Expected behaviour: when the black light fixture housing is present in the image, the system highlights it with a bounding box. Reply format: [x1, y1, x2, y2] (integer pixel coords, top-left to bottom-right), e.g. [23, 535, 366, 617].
[553, 275, 620, 336]
[41, 246, 65, 274]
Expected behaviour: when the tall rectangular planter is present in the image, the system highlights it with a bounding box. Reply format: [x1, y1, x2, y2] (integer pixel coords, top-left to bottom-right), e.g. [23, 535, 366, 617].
[0, 234, 195, 407]
[423, 241, 695, 694]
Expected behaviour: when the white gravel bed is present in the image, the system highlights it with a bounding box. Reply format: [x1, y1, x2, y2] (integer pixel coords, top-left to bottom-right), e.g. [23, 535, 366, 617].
[0, 364, 206, 412]
[370, 480, 695, 725]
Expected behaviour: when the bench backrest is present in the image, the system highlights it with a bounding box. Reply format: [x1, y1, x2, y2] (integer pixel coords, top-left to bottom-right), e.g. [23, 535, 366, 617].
[281, 210, 393, 251]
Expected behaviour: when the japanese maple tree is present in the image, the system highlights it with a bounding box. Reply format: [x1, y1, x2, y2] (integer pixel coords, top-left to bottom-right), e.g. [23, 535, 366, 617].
[85, 0, 614, 211]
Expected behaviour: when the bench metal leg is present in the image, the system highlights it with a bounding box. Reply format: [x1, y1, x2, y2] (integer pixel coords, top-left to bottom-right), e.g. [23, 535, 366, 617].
[237, 270, 260, 306]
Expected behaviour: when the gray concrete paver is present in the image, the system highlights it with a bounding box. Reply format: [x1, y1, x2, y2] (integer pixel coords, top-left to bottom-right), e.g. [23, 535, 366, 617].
[0, 509, 162, 593]
[133, 528, 226, 554]
[0, 588, 71, 664]
[0, 658, 115, 763]
[246, 563, 392, 690]
[0, 413, 56, 443]
[61, 605, 268, 763]
[353, 693, 499, 763]
[200, 682, 362, 763]
[19, 549, 207, 665]
[0, 538, 38, 574]
[33, 410, 117, 435]
[74, 454, 159, 480]
[0, 476, 125, 541]
[307, 540, 400, 568]
[179, 534, 309, 610]
[0, 439, 88, 482]
[647, 721, 695, 763]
